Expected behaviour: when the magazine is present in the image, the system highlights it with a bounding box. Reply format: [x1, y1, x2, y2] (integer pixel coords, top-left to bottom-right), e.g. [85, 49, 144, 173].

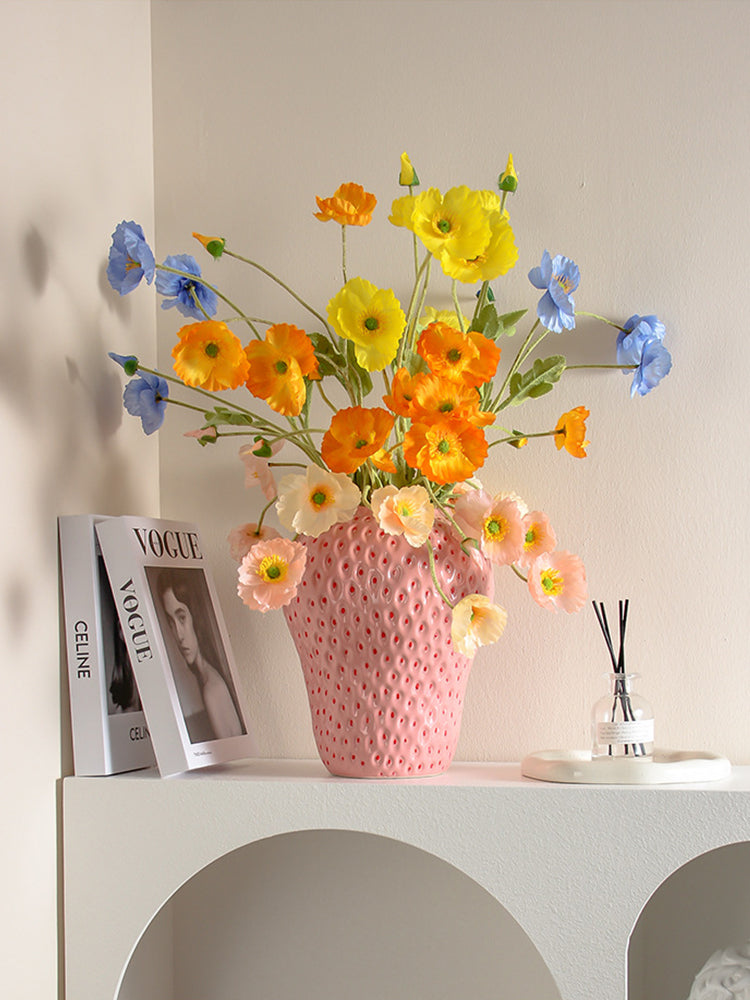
[95, 515, 256, 776]
[58, 515, 155, 775]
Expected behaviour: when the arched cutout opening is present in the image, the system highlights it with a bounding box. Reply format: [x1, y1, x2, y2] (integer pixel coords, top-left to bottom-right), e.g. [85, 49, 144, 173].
[628, 841, 750, 1000]
[117, 829, 561, 1000]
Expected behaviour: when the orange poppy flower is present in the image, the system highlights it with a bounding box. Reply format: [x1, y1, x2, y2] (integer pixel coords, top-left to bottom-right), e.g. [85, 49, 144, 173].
[554, 406, 590, 458]
[403, 418, 488, 485]
[417, 322, 500, 388]
[314, 182, 377, 227]
[382, 366, 420, 417]
[370, 447, 398, 475]
[245, 323, 319, 417]
[172, 320, 250, 391]
[409, 373, 495, 428]
[321, 406, 395, 474]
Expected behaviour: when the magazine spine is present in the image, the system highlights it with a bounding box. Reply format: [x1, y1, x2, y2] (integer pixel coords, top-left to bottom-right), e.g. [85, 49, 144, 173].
[59, 516, 111, 774]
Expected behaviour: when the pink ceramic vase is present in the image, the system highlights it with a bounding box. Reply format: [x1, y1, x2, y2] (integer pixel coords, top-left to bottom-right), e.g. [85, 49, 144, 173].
[283, 506, 494, 778]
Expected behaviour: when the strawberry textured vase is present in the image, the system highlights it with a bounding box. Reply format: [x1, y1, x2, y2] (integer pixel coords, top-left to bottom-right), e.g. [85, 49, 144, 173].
[283, 506, 493, 778]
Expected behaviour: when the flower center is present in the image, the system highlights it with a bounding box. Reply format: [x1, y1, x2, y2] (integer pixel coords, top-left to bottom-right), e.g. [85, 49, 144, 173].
[447, 348, 462, 363]
[205, 342, 219, 358]
[437, 438, 451, 455]
[355, 438, 369, 449]
[436, 217, 452, 234]
[540, 568, 564, 596]
[554, 274, 574, 295]
[525, 527, 536, 547]
[274, 359, 289, 374]
[258, 556, 287, 583]
[364, 316, 379, 332]
[439, 401, 454, 413]
[484, 516, 507, 540]
[310, 489, 330, 509]
[125, 256, 140, 272]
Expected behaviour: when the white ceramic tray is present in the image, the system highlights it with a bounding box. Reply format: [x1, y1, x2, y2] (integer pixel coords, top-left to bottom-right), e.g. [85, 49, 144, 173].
[521, 748, 731, 785]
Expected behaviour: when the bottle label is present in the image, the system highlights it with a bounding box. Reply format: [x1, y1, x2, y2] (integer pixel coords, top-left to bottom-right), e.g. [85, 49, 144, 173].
[596, 720, 654, 744]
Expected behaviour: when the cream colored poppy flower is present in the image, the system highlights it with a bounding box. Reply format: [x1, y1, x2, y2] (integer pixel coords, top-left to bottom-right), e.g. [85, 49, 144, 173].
[451, 594, 508, 657]
[370, 484, 435, 548]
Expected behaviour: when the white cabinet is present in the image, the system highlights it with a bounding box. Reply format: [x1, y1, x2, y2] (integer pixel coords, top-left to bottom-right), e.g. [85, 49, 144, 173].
[62, 761, 750, 1000]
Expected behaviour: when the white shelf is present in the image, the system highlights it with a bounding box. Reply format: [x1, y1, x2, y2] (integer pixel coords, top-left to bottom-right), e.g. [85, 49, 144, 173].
[62, 760, 750, 1000]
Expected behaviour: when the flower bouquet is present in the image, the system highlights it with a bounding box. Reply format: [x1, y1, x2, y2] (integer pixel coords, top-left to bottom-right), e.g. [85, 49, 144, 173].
[107, 153, 672, 775]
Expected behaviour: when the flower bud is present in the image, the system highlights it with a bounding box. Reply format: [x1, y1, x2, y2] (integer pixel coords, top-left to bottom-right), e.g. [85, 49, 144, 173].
[498, 154, 518, 193]
[192, 232, 226, 258]
[509, 436, 528, 449]
[399, 152, 420, 187]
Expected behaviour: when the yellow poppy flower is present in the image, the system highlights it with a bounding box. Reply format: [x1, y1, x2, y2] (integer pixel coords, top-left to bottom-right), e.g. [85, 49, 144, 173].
[327, 277, 406, 371]
[245, 323, 319, 417]
[439, 212, 518, 284]
[314, 182, 377, 226]
[388, 194, 416, 229]
[172, 320, 250, 391]
[410, 186, 490, 260]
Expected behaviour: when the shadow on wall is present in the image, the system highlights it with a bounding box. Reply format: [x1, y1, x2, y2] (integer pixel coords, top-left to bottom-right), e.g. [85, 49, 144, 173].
[118, 829, 562, 1000]
[629, 841, 750, 1000]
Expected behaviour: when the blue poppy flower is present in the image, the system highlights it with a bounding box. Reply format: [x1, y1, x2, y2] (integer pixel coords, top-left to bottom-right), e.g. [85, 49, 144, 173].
[106, 221, 155, 295]
[123, 371, 169, 434]
[108, 352, 139, 376]
[617, 316, 672, 397]
[155, 254, 218, 319]
[528, 250, 580, 333]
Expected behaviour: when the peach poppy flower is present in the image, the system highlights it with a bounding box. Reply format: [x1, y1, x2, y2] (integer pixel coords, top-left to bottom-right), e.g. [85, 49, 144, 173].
[382, 366, 419, 418]
[238, 439, 283, 500]
[227, 522, 280, 562]
[321, 406, 394, 474]
[370, 484, 435, 548]
[527, 550, 587, 613]
[237, 537, 307, 612]
[276, 466, 361, 538]
[314, 182, 377, 226]
[172, 320, 250, 391]
[403, 418, 488, 485]
[417, 322, 500, 388]
[451, 594, 508, 657]
[517, 510, 557, 570]
[554, 406, 590, 458]
[410, 373, 495, 428]
[245, 323, 319, 417]
[452, 490, 524, 565]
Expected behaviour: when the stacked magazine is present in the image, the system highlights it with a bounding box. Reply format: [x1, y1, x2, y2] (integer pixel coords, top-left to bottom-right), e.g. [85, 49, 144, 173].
[59, 514, 255, 777]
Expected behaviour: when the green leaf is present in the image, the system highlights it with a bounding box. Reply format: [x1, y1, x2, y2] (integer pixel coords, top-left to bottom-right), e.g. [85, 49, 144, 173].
[506, 355, 566, 406]
[252, 437, 273, 457]
[495, 309, 527, 338]
[470, 303, 501, 340]
[203, 407, 255, 427]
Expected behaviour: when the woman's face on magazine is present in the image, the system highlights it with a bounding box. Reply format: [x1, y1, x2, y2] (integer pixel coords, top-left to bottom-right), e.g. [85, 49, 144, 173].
[162, 587, 199, 666]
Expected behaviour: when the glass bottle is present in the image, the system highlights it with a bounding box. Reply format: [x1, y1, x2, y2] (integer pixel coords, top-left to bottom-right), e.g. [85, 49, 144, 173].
[591, 672, 654, 760]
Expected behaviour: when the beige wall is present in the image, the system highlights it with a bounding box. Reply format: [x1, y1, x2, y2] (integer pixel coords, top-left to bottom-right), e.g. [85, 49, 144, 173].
[2, 2, 156, 997]
[152, 0, 750, 764]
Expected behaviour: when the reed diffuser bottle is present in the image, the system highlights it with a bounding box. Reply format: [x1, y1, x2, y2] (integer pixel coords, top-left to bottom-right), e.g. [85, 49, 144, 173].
[591, 601, 654, 760]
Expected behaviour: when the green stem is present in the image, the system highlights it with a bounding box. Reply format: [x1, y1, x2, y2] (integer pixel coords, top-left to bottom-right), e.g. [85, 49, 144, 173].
[156, 264, 261, 338]
[426, 539, 455, 609]
[576, 311, 626, 332]
[510, 563, 527, 582]
[397, 251, 432, 368]
[471, 281, 490, 330]
[223, 248, 333, 336]
[163, 397, 212, 416]
[451, 280, 466, 332]
[565, 363, 637, 370]
[316, 380, 339, 412]
[490, 317, 541, 411]
[256, 495, 277, 534]
[341, 224, 347, 285]
[488, 429, 558, 448]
